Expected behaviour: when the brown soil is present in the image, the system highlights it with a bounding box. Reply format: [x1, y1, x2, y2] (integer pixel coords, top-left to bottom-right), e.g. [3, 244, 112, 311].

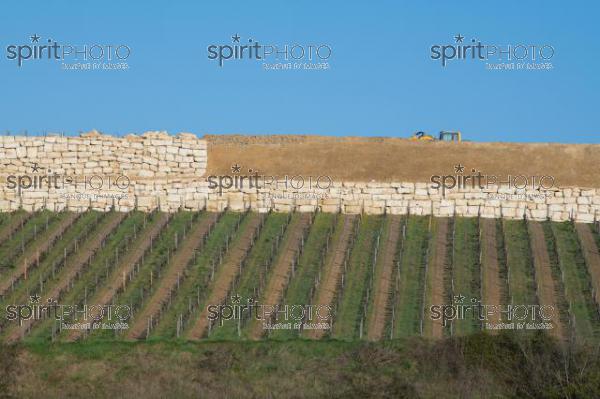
[0, 213, 79, 296]
[66, 213, 171, 342]
[528, 221, 565, 340]
[480, 218, 503, 331]
[425, 218, 449, 339]
[205, 135, 600, 187]
[126, 213, 219, 339]
[575, 224, 600, 308]
[186, 213, 262, 340]
[248, 213, 313, 339]
[367, 215, 401, 341]
[4, 212, 126, 343]
[305, 215, 356, 340]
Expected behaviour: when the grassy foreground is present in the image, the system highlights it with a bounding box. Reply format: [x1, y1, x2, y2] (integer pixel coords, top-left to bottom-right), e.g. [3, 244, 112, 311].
[2, 332, 599, 398]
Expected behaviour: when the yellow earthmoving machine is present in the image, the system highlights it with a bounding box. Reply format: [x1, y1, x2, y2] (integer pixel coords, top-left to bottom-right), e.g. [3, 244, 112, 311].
[410, 131, 435, 141]
[409, 131, 462, 142]
[438, 131, 462, 142]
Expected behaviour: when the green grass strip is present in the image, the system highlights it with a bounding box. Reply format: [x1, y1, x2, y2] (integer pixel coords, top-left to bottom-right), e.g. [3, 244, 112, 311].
[333, 215, 383, 340]
[392, 215, 429, 338]
[551, 222, 600, 342]
[450, 217, 481, 335]
[503, 220, 537, 308]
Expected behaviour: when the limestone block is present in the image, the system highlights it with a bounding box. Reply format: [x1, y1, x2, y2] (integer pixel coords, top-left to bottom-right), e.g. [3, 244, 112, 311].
[577, 196, 591, 205]
[529, 209, 547, 220]
[320, 204, 340, 213]
[387, 206, 407, 215]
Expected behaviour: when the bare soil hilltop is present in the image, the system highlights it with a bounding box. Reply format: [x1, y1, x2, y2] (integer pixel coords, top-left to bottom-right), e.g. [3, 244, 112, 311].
[205, 135, 600, 187]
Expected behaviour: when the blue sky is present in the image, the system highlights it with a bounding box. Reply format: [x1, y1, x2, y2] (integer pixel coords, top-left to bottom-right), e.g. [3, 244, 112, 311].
[0, 0, 598, 143]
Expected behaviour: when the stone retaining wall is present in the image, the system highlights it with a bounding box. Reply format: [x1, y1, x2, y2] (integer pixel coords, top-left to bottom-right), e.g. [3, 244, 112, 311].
[0, 132, 598, 223]
[206, 180, 599, 223]
[0, 130, 206, 179]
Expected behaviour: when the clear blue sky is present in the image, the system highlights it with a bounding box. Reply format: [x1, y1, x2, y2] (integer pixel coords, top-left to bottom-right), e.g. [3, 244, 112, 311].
[0, 0, 598, 143]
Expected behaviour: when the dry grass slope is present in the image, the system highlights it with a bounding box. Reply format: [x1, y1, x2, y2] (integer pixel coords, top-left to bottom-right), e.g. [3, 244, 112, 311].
[206, 135, 600, 187]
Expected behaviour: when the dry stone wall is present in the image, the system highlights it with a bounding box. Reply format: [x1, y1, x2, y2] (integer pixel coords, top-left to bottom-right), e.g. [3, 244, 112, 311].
[0, 132, 598, 223]
[207, 180, 600, 223]
[0, 131, 207, 212]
